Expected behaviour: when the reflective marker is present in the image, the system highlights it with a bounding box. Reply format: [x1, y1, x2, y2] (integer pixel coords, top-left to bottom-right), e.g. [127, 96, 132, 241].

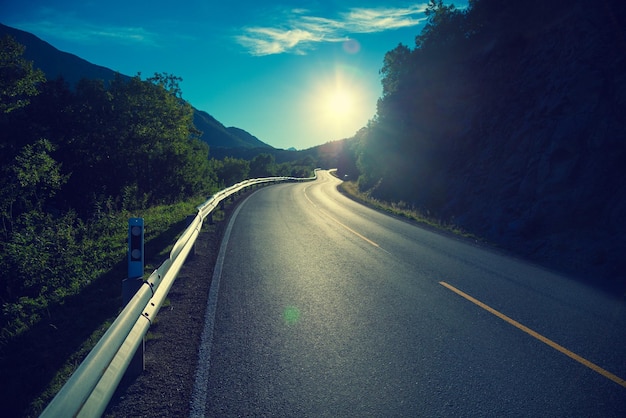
[128, 218, 144, 278]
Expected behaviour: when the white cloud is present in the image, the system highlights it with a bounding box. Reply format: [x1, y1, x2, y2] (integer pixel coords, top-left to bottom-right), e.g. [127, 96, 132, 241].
[341, 5, 429, 33]
[236, 3, 429, 56]
[236, 27, 325, 55]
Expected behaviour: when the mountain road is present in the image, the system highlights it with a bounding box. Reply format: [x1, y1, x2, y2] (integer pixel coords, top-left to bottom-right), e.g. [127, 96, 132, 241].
[190, 170, 626, 417]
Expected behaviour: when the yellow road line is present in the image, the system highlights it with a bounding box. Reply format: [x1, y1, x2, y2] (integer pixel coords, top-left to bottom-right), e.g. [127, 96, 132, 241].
[439, 281, 626, 389]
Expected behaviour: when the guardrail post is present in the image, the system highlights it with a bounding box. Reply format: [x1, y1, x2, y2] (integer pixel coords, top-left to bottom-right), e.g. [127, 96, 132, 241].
[123, 217, 145, 379]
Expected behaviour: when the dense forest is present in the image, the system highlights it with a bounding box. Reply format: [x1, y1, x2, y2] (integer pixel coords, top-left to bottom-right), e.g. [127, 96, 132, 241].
[0, 34, 315, 342]
[346, 0, 626, 286]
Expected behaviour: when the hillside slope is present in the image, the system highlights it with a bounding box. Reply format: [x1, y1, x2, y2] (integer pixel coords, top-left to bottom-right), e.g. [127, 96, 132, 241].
[444, 1, 626, 283]
[356, 1, 626, 287]
[192, 109, 271, 149]
[0, 23, 271, 150]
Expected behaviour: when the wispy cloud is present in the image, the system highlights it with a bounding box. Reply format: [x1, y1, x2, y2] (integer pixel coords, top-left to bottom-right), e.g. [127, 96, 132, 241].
[236, 27, 329, 56]
[341, 5, 428, 33]
[236, 4, 429, 56]
[12, 11, 159, 47]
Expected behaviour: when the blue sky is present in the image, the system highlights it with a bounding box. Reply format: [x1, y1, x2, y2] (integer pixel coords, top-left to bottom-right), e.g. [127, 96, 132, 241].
[2, 1, 467, 150]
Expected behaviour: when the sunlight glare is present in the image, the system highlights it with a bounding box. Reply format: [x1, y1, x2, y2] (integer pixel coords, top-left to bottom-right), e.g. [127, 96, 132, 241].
[294, 62, 378, 146]
[326, 89, 353, 117]
[307, 64, 368, 137]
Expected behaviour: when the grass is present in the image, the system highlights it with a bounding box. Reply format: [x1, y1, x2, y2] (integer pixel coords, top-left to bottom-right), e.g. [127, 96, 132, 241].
[0, 195, 212, 417]
[338, 180, 478, 241]
[27, 319, 114, 414]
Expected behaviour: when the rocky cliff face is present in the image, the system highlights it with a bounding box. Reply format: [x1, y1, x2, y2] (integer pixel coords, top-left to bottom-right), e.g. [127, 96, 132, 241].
[439, 2, 626, 286]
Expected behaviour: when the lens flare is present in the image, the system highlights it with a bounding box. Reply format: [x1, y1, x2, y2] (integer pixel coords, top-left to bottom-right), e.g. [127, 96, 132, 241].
[342, 38, 361, 54]
[283, 306, 301, 324]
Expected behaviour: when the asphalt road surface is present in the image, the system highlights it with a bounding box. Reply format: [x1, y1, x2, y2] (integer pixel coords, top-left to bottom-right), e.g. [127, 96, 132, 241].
[191, 170, 626, 417]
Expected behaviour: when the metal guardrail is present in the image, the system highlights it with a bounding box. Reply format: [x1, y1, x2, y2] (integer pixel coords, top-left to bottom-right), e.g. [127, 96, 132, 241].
[40, 173, 316, 417]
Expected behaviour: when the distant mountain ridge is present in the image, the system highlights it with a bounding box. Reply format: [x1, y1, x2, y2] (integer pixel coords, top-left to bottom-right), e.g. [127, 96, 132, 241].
[193, 109, 270, 149]
[0, 23, 272, 151]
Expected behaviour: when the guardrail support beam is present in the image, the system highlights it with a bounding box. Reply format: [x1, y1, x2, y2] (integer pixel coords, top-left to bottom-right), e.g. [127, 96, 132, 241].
[186, 215, 197, 259]
[122, 277, 145, 379]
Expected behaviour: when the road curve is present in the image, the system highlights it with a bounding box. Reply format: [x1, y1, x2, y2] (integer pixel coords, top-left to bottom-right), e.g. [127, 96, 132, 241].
[192, 170, 626, 417]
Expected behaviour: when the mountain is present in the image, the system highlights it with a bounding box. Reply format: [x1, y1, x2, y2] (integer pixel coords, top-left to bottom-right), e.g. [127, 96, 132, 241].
[0, 23, 272, 151]
[225, 126, 269, 148]
[193, 109, 271, 149]
[0, 23, 128, 88]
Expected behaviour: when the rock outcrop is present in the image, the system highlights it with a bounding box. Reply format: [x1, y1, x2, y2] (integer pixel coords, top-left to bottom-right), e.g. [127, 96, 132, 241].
[441, 2, 626, 286]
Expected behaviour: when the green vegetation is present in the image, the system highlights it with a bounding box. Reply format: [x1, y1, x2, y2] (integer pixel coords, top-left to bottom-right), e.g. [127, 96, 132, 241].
[0, 35, 45, 113]
[0, 195, 209, 417]
[351, 0, 572, 207]
[0, 41, 216, 340]
[339, 180, 475, 239]
[0, 35, 316, 416]
[0, 34, 316, 342]
[352, 0, 482, 205]
[209, 152, 317, 187]
[344, 0, 626, 285]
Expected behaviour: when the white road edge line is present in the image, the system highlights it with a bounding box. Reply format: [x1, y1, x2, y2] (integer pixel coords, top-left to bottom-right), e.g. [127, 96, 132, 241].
[304, 182, 389, 253]
[189, 191, 257, 417]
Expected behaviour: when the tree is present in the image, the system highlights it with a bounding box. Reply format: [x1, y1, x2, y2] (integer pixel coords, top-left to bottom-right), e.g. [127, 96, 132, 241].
[0, 139, 67, 238]
[0, 35, 45, 114]
[210, 157, 250, 187]
[106, 73, 206, 202]
[379, 43, 413, 100]
[415, 1, 464, 51]
[55, 73, 213, 213]
[249, 153, 276, 178]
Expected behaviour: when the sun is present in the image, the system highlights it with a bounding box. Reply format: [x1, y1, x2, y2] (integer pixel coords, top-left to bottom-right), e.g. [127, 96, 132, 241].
[311, 72, 361, 126]
[326, 89, 354, 117]
[298, 63, 376, 143]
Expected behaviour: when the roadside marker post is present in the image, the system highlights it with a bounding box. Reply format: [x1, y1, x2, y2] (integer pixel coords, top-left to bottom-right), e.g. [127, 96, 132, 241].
[122, 217, 145, 378]
[127, 217, 144, 279]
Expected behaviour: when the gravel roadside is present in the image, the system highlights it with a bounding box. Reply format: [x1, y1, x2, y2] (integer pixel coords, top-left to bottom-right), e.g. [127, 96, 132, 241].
[104, 196, 242, 417]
